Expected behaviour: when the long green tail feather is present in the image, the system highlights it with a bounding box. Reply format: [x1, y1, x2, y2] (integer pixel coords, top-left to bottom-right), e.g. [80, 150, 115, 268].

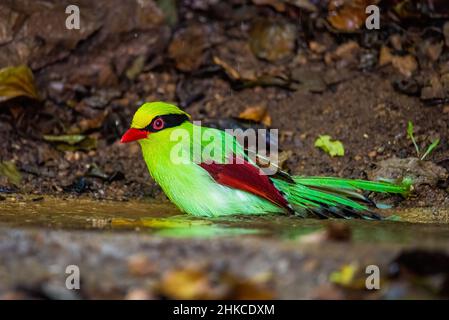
[294, 176, 411, 196]
[273, 176, 412, 220]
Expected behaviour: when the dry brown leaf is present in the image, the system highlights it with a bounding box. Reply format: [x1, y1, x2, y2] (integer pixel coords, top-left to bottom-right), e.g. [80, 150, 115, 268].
[379, 45, 394, 66]
[0, 161, 21, 186]
[168, 25, 207, 72]
[225, 276, 274, 300]
[158, 267, 225, 300]
[0, 65, 40, 103]
[158, 266, 274, 300]
[238, 105, 272, 126]
[213, 56, 243, 81]
[70, 111, 108, 134]
[327, 0, 379, 32]
[379, 46, 417, 77]
[252, 0, 286, 12]
[334, 41, 360, 59]
[392, 55, 417, 78]
[309, 41, 327, 54]
[249, 19, 296, 62]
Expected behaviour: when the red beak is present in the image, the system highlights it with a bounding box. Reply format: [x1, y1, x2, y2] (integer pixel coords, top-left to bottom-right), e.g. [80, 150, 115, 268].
[121, 128, 148, 143]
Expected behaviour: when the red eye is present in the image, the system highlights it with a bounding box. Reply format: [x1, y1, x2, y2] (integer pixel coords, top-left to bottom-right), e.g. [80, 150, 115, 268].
[153, 118, 164, 130]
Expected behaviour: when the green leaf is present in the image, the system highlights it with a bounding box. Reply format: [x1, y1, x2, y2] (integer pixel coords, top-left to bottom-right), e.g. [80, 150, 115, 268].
[43, 134, 87, 145]
[329, 263, 358, 286]
[314, 135, 344, 157]
[0, 161, 22, 186]
[406, 121, 414, 138]
[43, 134, 97, 151]
[125, 55, 146, 80]
[57, 137, 97, 152]
[0, 65, 40, 103]
[420, 138, 440, 161]
[407, 121, 420, 157]
[157, 0, 178, 26]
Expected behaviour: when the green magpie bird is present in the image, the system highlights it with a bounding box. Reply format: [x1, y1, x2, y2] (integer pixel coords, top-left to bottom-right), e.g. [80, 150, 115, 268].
[121, 101, 410, 219]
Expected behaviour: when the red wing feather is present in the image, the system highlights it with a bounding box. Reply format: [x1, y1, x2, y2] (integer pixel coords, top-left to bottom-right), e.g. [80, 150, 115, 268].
[199, 156, 290, 211]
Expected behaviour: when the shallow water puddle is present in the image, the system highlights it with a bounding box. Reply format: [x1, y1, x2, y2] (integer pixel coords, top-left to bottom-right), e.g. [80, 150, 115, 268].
[1, 197, 449, 244]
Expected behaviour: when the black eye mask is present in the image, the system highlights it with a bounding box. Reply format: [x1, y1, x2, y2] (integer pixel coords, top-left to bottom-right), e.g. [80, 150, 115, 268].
[145, 113, 190, 132]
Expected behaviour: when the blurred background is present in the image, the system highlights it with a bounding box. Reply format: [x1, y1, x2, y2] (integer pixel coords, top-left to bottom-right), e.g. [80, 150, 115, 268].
[1, 0, 449, 300]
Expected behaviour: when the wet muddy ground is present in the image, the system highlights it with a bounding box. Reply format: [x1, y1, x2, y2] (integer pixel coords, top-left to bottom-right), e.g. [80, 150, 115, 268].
[0, 197, 449, 299]
[1, 0, 449, 299]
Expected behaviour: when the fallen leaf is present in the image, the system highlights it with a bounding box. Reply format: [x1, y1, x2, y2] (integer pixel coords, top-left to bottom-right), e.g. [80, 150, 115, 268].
[252, 0, 286, 12]
[286, 0, 317, 12]
[238, 105, 272, 126]
[43, 134, 97, 151]
[213, 56, 244, 81]
[156, 0, 178, 26]
[249, 19, 296, 62]
[158, 266, 274, 300]
[379, 46, 417, 77]
[327, 0, 378, 32]
[315, 135, 345, 157]
[127, 254, 156, 276]
[214, 35, 264, 82]
[0, 65, 40, 103]
[309, 41, 327, 54]
[43, 134, 87, 145]
[212, 54, 291, 89]
[168, 24, 207, 72]
[70, 111, 108, 134]
[379, 45, 394, 66]
[0, 161, 21, 186]
[55, 137, 97, 151]
[421, 74, 445, 100]
[392, 55, 418, 78]
[125, 55, 146, 80]
[329, 263, 358, 286]
[159, 267, 222, 299]
[225, 275, 274, 299]
[86, 164, 109, 180]
[334, 41, 360, 59]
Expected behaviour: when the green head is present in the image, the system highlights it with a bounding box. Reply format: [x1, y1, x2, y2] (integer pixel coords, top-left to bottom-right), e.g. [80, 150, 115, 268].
[121, 101, 190, 144]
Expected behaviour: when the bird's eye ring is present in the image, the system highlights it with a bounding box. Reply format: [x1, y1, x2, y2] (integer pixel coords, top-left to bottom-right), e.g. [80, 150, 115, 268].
[153, 118, 164, 130]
